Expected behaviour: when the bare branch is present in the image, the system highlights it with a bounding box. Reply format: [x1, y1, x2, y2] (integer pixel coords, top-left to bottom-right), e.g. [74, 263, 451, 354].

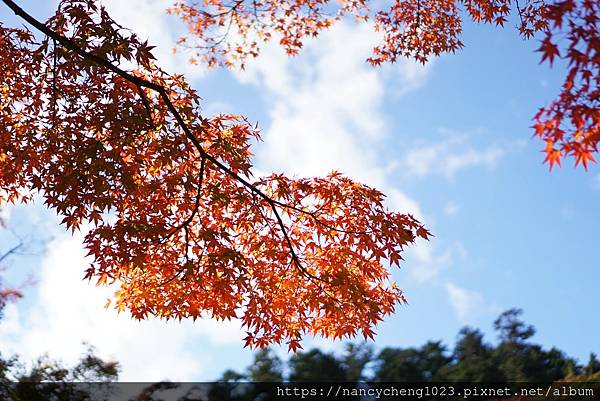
[0, 241, 24, 265]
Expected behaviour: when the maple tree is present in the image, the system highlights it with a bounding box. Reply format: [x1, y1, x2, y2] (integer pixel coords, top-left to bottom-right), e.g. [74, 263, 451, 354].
[168, 0, 599, 169]
[0, 0, 429, 351]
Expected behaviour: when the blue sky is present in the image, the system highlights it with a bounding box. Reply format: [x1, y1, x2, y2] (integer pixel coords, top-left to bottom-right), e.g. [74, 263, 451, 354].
[0, 0, 599, 381]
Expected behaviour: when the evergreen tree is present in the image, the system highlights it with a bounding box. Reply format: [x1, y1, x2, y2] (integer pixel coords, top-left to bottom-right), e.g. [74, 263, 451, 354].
[340, 343, 373, 382]
[289, 350, 347, 382]
[584, 353, 600, 376]
[247, 349, 283, 382]
[492, 309, 575, 382]
[442, 327, 503, 382]
[373, 341, 450, 382]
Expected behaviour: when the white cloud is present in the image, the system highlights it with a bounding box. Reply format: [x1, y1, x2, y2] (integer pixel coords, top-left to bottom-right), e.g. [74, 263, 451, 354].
[402, 240, 471, 285]
[237, 23, 386, 181]
[445, 147, 504, 176]
[202, 100, 235, 118]
[386, 189, 424, 220]
[453, 241, 468, 261]
[404, 242, 452, 283]
[382, 58, 433, 97]
[445, 282, 502, 325]
[403, 132, 506, 179]
[236, 22, 432, 184]
[0, 230, 245, 381]
[445, 282, 484, 324]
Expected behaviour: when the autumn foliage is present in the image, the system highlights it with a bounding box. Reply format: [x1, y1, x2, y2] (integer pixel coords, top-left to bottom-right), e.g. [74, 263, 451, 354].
[531, 0, 600, 169]
[0, 0, 429, 350]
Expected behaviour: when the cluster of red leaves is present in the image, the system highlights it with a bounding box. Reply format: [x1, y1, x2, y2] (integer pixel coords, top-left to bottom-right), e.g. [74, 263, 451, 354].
[0, 0, 429, 349]
[370, 0, 466, 65]
[169, 0, 600, 168]
[532, 0, 600, 170]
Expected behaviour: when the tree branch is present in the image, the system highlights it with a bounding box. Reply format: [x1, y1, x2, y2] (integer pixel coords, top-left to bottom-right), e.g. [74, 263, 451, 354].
[52, 38, 57, 128]
[161, 156, 206, 243]
[0, 0, 370, 292]
[0, 241, 23, 265]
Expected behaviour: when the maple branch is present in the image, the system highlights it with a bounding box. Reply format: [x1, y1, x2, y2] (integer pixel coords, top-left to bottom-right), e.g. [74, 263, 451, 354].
[177, 0, 246, 51]
[159, 271, 182, 286]
[52, 38, 57, 128]
[200, 0, 245, 19]
[265, 203, 347, 308]
[250, 196, 341, 304]
[268, 201, 323, 283]
[514, 0, 525, 27]
[269, 197, 375, 236]
[248, 193, 325, 286]
[1, 0, 365, 289]
[136, 85, 156, 131]
[251, 194, 279, 239]
[184, 225, 190, 262]
[161, 155, 206, 243]
[209, 0, 246, 47]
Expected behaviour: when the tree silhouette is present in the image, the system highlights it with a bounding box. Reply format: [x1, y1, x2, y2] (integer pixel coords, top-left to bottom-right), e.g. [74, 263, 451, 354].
[289, 349, 348, 382]
[113, 309, 598, 400]
[374, 341, 452, 382]
[442, 327, 503, 382]
[220, 309, 593, 385]
[247, 349, 284, 382]
[494, 308, 536, 344]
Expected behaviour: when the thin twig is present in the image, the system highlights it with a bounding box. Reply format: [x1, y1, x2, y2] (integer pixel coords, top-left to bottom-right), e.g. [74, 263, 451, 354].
[0, 242, 23, 264]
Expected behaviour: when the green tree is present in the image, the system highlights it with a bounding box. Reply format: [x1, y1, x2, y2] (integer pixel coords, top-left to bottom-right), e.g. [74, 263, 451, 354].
[340, 343, 373, 382]
[442, 327, 503, 382]
[492, 309, 576, 382]
[247, 349, 283, 382]
[289, 349, 347, 382]
[494, 308, 536, 344]
[373, 341, 451, 382]
[7, 351, 118, 401]
[584, 353, 600, 377]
